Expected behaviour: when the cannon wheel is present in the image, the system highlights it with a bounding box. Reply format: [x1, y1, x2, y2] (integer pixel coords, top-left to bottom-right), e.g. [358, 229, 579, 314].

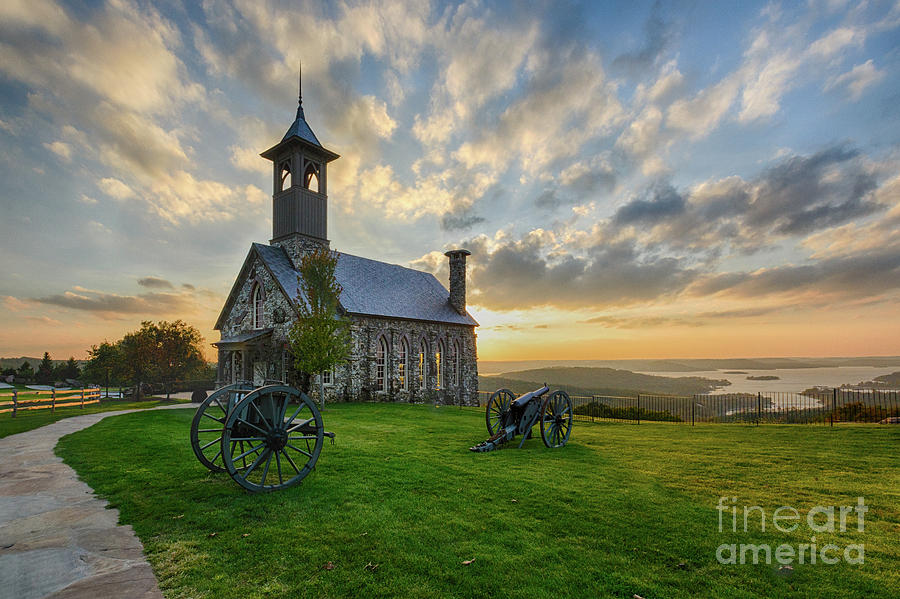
[221, 385, 325, 493]
[190, 381, 255, 472]
[540, 390, 573, 448]
[486, 388, 516, 435]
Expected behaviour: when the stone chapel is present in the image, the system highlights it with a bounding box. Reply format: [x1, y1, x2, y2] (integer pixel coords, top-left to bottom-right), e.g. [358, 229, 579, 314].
[213, 80, 479, 405]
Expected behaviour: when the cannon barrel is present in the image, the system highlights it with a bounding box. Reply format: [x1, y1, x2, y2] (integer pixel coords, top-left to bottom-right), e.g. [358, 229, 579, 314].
[511, 384, 550, 407]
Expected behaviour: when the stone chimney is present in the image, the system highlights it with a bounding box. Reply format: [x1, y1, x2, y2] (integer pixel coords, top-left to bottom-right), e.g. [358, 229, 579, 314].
[444, 249, 471, 315]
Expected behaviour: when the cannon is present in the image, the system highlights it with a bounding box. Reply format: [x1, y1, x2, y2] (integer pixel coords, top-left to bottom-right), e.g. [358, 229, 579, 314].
[190, 381, 334, 493]
[470, 384, 573, 452]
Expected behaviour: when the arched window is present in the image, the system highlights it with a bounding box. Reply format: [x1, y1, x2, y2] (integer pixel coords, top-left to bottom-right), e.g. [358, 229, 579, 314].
[251, 284, 264, 329]
[435, 340, 445, 390]
[399, 337, 410, 390]
[453, 339, 462, 386]
[280, 161, 292, 191]
[418, 339, 428, 390]
[304, 162, 319, 192]
[376, 336, 388, 392]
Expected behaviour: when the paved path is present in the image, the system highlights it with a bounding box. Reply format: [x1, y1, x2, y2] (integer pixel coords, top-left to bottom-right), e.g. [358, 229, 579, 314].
[0, 405, 193, 599]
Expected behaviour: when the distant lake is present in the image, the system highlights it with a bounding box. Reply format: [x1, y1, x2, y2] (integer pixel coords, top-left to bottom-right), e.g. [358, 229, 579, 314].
[635, 366, 897, 394]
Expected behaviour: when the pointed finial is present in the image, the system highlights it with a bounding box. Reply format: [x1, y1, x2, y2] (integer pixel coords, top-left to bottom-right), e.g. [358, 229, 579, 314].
[296, 62, 305, 120]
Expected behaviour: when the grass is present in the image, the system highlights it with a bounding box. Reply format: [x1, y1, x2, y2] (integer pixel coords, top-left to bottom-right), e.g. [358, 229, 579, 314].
[0, 397, 189, 438]
[55, 404, 899, 598]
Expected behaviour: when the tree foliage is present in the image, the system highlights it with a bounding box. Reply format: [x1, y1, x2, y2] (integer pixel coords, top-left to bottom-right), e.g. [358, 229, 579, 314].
[288, 249, 352, 392]
[81, 321, 206, 398]
[55, 356, 81, 381]
[82, 341, 125, 385]
[17, 361, 34, 381]
[36, 352, 54, 384]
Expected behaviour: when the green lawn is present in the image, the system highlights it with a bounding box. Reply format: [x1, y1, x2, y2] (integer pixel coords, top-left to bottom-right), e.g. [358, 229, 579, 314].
[55, 404, 899, 598]
[0, 397, 189, 438]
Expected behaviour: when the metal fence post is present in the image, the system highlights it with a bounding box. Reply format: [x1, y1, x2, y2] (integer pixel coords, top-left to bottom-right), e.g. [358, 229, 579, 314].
[757, 392, 761, 426]
[51, 388, 56, 413]
[637, 395, 640, 424]
[831, 388, 836, 427]
[691, 400, 694, 426]
[11, 390, 17, 418]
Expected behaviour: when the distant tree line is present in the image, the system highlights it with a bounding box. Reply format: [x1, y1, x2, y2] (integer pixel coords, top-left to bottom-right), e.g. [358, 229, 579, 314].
[1, 353, 81, 384]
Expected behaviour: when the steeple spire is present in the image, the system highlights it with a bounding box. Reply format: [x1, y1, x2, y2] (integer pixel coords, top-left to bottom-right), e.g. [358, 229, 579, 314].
[296, 63, 304, 120]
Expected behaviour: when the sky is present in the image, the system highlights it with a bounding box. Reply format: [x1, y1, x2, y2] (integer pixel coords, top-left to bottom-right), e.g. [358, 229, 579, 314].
[1, 0, 899, 362]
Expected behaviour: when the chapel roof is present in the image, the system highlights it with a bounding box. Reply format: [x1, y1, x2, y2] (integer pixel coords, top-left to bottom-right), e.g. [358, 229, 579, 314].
[215, 243, 478, 329]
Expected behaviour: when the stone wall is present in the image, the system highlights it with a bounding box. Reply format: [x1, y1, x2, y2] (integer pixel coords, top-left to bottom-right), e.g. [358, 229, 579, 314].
[323, 315, 478, 406]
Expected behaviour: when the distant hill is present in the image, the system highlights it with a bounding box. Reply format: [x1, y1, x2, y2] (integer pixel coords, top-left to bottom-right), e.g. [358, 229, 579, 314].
[0, 356, 81, 370]
[478, 356, 900, 374]
[843, 371, 900, 389]
[479, 367, 729, 397]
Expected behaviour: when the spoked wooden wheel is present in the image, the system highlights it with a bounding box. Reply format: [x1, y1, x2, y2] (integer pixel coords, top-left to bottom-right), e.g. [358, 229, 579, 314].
[540, 390, 573, 448]
[486, 388, 516, 435]
[190, 382, 254, 472]
[221, 385, 324, 493]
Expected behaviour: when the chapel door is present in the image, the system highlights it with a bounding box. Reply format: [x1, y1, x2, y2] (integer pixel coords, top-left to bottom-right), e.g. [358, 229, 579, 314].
[253, 362, 266, 387]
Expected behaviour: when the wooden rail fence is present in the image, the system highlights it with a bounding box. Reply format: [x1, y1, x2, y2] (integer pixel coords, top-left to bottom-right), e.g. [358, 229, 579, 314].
[0, 388, 102, 417]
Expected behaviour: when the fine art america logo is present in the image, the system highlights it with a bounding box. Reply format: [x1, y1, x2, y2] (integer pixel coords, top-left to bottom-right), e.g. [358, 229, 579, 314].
[715, 497, 867, 565]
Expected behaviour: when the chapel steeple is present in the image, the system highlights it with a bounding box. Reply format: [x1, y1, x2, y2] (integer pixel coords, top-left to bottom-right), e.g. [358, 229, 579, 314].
[261, 68, 339, 256]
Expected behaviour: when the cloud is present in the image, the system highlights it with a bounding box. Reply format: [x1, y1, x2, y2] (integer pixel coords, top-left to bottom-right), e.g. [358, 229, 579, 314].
[579, 315, 701, 328]
[43, 141, 71, 161]
[825, 60, 885, 101]
[611, 145, 882, 251]
[28, 282, 213, 319]
[613, 182, 685, 225]
[3, 296, 31, 312]
[666, 74, 741, 138]
[0, 0, 201, 116]
[414, 231, 700, 312]
[412, 6, 539, 145]
[664, 15, 880, 136]
[689, 247, 900, 301]
[98, 177, 135, 200]
[326, 94, 397, 152]
[441, 209, 486, 232]
[611, 4, 675, 74]
[807, 26, 865, 59]
[745, 145, 879, 235]
[25, 315, 63, 326]
[454, 48, 623, 174]
[137, 277, 175, 290]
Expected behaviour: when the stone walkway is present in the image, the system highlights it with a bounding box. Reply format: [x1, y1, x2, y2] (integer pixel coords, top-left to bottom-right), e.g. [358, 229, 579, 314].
[0, 405, 192, 599]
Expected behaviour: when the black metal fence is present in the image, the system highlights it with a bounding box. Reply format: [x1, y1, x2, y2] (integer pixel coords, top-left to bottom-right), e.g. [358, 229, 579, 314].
[477, 388, 900, 425]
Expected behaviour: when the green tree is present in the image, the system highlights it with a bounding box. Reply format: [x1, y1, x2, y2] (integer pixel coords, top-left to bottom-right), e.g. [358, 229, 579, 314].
[17, 361, 34, 382]
[118, 320, 206, 400]
[153, 320, 205, 400]
[36, 352, 54, 384]
[61, 357, 80, 380]
[82, 341, 124, 387]
[288, 248, 352, 408]
[119, 323, 159, 399]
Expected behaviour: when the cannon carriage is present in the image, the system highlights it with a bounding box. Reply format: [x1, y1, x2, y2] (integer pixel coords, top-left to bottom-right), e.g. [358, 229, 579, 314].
[470, 385, 573, 452]
[190, 382, 333, 493]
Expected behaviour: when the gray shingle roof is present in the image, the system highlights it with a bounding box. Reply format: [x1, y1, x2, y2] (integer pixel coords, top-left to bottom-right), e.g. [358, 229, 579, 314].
[253, 243, 477, 327]
[281, 112, 322, 147]
[213, 328, 273, 347]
